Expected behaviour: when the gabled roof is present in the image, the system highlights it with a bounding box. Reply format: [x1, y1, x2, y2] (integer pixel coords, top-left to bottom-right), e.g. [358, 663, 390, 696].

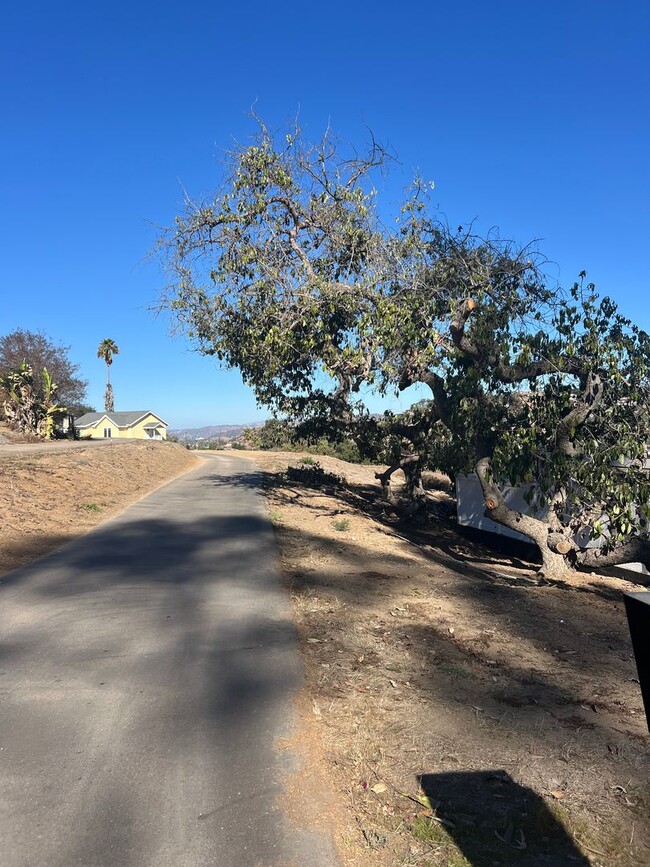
[75, 411, 168, 428]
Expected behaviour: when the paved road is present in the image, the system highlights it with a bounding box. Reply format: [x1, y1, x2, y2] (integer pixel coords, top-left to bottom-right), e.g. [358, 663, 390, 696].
[0, 454, 339, 866]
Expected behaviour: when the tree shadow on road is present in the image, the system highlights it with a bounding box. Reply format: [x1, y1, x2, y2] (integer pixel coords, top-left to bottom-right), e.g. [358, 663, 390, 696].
[0, 498, 309, 864]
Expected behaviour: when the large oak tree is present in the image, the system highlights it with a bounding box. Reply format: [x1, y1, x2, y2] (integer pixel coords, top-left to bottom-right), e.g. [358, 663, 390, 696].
[158, 123, 650, 577]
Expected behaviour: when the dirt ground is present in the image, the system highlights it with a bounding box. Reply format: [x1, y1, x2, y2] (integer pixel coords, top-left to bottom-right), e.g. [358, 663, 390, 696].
[241, 450, 650, 867]
[2, 440, 648, 865]
[0, 438, 199, 576]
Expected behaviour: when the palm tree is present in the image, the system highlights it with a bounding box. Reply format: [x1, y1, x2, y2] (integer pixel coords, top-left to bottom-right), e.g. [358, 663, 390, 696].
[97, 339, 119, 412]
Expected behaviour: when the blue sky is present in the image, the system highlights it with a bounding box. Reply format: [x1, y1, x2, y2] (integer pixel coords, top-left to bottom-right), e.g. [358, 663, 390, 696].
[2, 1, 649, 428]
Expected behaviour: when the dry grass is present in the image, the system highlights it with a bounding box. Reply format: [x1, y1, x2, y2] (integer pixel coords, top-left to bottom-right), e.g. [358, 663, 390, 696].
[0, 440, 200, 576]
[243, 450, 650, 866]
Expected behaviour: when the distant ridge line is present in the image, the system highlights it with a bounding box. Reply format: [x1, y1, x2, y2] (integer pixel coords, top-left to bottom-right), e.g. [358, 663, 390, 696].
[169, 422, 266, 440]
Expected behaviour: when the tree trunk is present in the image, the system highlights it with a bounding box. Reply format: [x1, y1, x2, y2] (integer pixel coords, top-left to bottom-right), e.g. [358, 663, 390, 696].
[402, 459, 427, 518]
[104, 383, 114, 413]
[576, 536, 650, 571]
[474, 456, 573, 579]
[375, 454, 427, 518]
[538, 546, 573, 580]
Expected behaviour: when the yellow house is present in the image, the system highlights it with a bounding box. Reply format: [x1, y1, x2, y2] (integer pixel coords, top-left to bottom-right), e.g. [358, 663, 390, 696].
[75, 410, 168, 440]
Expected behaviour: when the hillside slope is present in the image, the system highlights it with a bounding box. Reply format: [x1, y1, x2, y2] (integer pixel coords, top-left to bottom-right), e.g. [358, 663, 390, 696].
[0, 441, 200, 576]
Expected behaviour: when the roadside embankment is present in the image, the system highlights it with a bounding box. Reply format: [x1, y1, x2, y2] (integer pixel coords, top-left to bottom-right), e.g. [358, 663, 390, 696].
[0, 440, 200, 576]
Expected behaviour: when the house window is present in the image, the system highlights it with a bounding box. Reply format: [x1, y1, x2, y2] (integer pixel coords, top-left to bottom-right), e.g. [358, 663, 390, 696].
[103, 428, 112, 438]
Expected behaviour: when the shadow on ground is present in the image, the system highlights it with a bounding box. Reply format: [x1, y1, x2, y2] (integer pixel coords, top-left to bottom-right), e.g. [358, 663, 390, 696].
[0, 478, 305, 864]
[243, 461, 650, 859]
[416, 770, 590, 865]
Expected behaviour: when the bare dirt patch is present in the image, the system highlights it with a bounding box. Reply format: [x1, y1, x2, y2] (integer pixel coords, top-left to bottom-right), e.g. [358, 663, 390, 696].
[0, 440, 200, 576]
[243, 450, 650, 866]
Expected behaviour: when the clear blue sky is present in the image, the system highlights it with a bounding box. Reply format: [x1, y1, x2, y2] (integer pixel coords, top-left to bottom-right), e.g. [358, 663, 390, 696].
[2, 1, 649, 428]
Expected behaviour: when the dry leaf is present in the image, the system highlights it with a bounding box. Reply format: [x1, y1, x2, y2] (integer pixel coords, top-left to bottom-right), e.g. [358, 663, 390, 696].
[550, 790, 565, 800]
[370, 783, 387, 794]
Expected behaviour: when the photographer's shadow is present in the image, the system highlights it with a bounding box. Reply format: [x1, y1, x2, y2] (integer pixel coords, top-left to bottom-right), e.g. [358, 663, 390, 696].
[417, 770, 590, 865]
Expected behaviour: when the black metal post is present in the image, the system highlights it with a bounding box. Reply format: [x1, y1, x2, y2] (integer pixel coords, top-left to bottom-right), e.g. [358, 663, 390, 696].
[623, 592, 650, 732]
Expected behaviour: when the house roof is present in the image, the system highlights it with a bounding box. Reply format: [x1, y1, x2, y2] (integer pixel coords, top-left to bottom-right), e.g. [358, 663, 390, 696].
[75, 411, 168, 428]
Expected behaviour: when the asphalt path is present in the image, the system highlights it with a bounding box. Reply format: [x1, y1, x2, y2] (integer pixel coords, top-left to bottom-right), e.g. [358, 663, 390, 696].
[0, 453, 339, 866]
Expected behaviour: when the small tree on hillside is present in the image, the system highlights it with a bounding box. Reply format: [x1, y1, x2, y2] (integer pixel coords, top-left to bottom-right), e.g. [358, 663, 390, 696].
[38, 367, 68, 439]
[158, 123, 650, 577]
[1, 362, 67, 439]
[0, 329, 87, 410]
[1, 362, 40, 434]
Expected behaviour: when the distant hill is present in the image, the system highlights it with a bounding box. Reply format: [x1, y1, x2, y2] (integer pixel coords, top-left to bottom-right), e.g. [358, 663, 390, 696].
[169, 422, 266, 442]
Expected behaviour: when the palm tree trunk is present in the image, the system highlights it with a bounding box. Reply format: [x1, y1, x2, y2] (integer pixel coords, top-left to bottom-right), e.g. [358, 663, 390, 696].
[104, 383, 114, 413]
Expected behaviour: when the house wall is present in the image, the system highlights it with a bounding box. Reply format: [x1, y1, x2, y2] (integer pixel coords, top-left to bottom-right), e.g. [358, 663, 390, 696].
[127, 415, 167, 440]
[81, 418, 122, 439]
[80, 414, 167, 440]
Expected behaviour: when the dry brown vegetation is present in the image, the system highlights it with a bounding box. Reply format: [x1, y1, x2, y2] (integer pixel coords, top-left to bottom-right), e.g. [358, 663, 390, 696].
[243, 450, 650, 867]
[0, 439, 199, 576]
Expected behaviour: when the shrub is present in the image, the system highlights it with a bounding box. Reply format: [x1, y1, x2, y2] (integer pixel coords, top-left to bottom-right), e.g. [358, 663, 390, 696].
[286, 463, 344, 490]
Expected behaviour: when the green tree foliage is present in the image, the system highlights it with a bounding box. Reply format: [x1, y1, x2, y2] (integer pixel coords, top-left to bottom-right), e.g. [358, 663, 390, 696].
[67, 402, 96, 418]
[0, 329, 87, 409]
[244, 418, 362, 461]
[159, 123, 650, 577]
[244, 419, 294, 450]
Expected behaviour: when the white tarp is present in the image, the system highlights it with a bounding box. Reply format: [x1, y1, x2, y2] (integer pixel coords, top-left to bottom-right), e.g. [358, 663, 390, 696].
[455, 472, 649, 576]
[455, 473, 548, 542]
